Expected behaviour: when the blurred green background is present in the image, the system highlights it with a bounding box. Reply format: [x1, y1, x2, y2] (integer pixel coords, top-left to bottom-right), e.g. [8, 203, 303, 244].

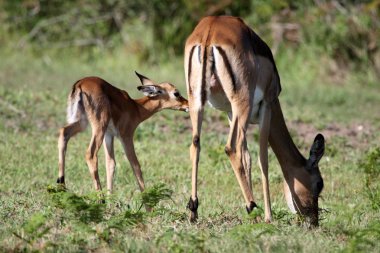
[1, 0, 379, 70]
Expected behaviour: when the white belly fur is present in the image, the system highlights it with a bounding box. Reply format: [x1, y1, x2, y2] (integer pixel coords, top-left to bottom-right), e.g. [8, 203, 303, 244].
[284, 181, 298, 214]
[208, 92, 231, 111]
[208, 87, 264, 124]
[249, 87, 264, 124]
[106, 120, 119, 137]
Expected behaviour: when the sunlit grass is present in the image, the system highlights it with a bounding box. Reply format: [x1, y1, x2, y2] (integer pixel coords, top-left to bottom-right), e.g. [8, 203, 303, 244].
[1, 45, 380, 252]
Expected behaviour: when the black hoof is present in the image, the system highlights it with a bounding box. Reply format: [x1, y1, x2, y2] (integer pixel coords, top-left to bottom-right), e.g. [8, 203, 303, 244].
[187, 197, 199, 222]
[97, 198, 106, 204]
[56, 176, 65, 184]
[190, 210, 198, 222]
[246, 201, 257, 214]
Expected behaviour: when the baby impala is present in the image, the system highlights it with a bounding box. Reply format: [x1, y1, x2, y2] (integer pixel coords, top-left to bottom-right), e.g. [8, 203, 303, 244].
[57, 72, 188, 207]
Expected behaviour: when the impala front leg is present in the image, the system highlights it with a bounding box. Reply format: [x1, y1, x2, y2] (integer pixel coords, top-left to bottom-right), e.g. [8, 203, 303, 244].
[121, 134, 151, 211]
[121, 135, 145, 192]
[229, 112, 252, 192]
[225, 110, 257, 213]
[258, 102, 272, 222]
[188, 107, 204, 222]
[243, 141, 252, 192]
[104, 134, 116, 194]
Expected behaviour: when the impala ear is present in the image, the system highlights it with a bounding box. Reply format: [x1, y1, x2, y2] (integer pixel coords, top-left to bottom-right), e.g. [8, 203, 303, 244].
[135, 71, 155, 86]
[306, 133, 325, 170]
[137, 85, 162, 97]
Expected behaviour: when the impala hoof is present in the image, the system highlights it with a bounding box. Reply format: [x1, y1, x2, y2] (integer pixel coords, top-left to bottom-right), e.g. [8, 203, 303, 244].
[246, 201, 257, 214]
[97, 198, 106, 204]
[189, 210, 198, 222]
[56, 176, 65, 184]
[187, 197, 199, 222]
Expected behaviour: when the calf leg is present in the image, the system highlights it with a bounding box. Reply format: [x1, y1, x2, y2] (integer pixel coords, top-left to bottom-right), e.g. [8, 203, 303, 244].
[57, 121, 86, 185]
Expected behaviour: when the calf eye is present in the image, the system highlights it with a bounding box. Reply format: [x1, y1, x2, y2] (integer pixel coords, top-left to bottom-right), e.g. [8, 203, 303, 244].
[174, 91, 180, 97]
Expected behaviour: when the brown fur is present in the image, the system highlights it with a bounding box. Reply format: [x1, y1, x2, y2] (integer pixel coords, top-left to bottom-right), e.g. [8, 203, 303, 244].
[184, 16, 324, 226]
[57, 74, 188, 209]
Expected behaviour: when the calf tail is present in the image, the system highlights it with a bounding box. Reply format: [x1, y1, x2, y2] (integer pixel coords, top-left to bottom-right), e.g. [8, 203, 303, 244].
[66, 80, 86, 124]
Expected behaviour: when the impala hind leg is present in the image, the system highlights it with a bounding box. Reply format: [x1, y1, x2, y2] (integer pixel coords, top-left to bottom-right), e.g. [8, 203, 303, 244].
[104, 134, 116, 194]
[57, 120, 86, 186]
[188, 106, 204, 222]
[225, 106, 257, 213]
[258, 102, 272, 222]
[86, 126, 107, 192]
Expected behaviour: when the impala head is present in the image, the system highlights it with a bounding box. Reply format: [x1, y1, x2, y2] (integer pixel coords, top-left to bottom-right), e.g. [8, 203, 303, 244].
[286, 133, 325, 227]
[135, 71, 189, 112]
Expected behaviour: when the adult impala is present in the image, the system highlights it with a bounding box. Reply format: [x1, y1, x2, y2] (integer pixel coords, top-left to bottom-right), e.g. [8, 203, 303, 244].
[57, 72, 188, 206]
[185, 16, 325, 226]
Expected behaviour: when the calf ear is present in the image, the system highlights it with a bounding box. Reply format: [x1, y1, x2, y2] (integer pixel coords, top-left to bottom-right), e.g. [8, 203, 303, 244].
[135, 71, 155, 86]
[307, 133, 325, 170]
[137, 85, 162, 97]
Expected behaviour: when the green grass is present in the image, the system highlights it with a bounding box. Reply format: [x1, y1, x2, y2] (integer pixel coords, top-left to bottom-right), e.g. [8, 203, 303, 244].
[1, 45, 380, 252]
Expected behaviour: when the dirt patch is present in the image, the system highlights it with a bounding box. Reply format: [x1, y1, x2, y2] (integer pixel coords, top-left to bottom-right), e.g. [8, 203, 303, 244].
[288, 120, 375, 150]
[191, 113, 375, 150]
[172, 111, 375, 151]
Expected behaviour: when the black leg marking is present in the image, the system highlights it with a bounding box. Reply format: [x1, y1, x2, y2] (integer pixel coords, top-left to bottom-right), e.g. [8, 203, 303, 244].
[215, 46, 237, 92]
[200, 46, 207, 105]
[187, 197, 199, 212]
[246, 201, 257, 214]
[193, 135, 200, 147]
[224, 146, 233, 156]
[56, 176, 65, 184]
[187, 45, 196, 95]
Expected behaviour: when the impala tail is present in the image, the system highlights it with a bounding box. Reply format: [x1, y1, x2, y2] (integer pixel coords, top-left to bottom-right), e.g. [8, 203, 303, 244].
[66, 81, 87, 126]
[186, 44, 215, 110]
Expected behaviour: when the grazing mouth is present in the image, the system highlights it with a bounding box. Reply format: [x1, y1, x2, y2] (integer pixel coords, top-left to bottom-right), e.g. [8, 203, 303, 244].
[288, 196, 321, 227]
[299, 204, 321, 228]
[169, 107, 189, 112]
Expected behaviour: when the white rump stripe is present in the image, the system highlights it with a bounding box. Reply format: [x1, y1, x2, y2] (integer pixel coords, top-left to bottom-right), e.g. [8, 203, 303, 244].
[190, 45, 203, 111]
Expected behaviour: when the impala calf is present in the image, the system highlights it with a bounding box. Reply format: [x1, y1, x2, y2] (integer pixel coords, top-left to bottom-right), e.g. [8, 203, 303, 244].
[185, 16, 325, 226]
[57, 72, 188, 203]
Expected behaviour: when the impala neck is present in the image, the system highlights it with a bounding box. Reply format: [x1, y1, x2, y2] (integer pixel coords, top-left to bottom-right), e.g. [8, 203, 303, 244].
[134, 96, 162, 122]
[268, 99, 306, 177]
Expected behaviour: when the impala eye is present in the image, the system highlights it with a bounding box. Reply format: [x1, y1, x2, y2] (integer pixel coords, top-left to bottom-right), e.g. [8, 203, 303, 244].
[174, 91, 180, 97]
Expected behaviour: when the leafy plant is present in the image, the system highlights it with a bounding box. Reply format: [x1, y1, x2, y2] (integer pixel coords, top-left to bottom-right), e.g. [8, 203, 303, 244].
[49, 189, 106, 224]
[11, 183, 174, 250]
[139, 183, 173, 210]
